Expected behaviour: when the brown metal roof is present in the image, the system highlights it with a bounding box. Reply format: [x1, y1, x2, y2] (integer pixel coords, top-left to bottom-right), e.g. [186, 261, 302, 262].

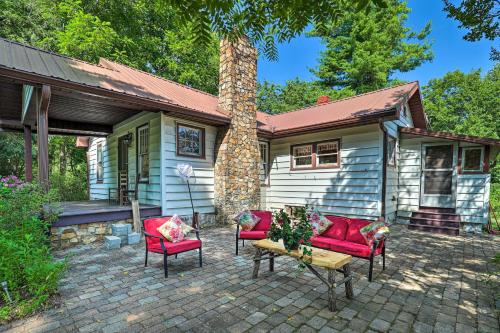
[0, 38, 428, 135]
[400, 127, 500, 146]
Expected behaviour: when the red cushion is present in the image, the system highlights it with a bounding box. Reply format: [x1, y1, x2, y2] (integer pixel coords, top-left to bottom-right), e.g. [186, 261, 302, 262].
[345, 219, 372, 245]
[148, 239, 201, 255]
[322, 216, 349, 240]
[310, 236, 338, 249]
[252, 211, 272, 231]
[144, 217, 171, 249]
[329, 239, 382, 258]
[239, 230, 267, 239]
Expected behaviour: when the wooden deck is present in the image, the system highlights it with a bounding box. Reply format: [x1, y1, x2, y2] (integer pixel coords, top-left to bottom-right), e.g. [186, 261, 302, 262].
[53, 200, 161, 227]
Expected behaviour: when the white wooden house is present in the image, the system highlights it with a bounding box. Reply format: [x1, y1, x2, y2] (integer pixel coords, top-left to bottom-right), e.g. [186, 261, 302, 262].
[0, 38, 496, 235]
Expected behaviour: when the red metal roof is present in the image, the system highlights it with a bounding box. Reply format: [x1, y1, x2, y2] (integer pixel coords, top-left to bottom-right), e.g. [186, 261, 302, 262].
[400, 128, 500, 146]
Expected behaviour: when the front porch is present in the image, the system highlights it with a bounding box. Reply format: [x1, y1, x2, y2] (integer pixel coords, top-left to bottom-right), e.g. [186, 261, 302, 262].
[4, 225, 499, 332]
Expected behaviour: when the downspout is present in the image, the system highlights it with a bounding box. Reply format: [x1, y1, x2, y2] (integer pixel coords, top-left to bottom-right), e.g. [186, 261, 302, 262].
[378, 120, 388, 220]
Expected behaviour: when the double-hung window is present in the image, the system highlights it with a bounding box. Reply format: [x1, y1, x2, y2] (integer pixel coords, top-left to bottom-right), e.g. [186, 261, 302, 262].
[259, 141, 269, 185]
[137, 124, 149, 181]
[176, 123, 205, 158]
[291, 139, 340, 170]
[96, 143, 103, 182]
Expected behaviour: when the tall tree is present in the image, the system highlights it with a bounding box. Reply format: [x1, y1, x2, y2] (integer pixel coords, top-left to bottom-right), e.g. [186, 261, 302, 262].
[257, 79, 355, 114]
[310, 0, 433, 93]
[443, 0, 499, 60]
[423, 64, 500, 139]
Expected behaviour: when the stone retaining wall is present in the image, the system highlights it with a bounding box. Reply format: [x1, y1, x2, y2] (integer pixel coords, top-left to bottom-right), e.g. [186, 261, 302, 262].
[50, 219, 133, 249]
[50, 213, 218, 249]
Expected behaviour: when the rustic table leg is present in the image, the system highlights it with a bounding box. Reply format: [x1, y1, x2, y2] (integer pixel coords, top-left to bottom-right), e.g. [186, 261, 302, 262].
[269, 252, 274, 272]
[343, 263, 354, 299]
[252, 248, 262, 279]
[328, 269, 336, 311]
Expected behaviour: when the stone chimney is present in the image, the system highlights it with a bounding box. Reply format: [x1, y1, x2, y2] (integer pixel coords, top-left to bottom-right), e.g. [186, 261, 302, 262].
[214, 37, 261, 223]
[317, 95, 330, 105]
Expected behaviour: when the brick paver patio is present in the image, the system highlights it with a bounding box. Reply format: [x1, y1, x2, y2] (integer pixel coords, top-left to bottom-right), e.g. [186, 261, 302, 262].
[2, 225, 499, 333]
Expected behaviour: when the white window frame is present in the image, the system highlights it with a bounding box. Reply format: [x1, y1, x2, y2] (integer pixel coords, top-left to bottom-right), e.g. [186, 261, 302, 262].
[387, 136, 397, 167]
[96, 143, 103, 182]
[461, 147, 484, 172]
[292, 144, 313, 169]
[315, 141, 340, 168]
[137, 124, 149, 182]
[259, 141, 269, 185]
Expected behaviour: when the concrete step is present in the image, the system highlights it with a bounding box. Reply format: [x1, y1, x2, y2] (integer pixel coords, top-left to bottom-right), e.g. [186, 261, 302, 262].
[408, 224, 459, 236]
[409, 217, 459, 228]
[412, 212, 461, 222]
[418, 207, 456, 214]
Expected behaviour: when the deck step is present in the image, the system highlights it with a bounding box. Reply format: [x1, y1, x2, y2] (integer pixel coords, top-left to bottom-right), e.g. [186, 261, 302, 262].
[408, 224, 459, 236]
[409, 217, 459, 228]
[418, 207, 456, 214]
[412, 212, 461, 222]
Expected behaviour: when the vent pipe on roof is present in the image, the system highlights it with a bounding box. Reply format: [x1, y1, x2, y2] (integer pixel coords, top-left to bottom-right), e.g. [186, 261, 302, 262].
[316, 95, 330, 105]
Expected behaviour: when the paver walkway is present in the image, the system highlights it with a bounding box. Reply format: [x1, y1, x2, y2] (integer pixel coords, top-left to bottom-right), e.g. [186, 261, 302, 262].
[2, 225, 499, 333]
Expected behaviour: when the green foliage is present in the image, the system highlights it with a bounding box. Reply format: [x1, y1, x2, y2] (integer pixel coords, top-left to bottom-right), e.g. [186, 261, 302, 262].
[423, 64, 500, 139]
[0, 179, 65, 321]
[268, 209, 313, 264]
[257, 79, 355, 114]
[162, 0, 387, 60]
[490, 184, 500, 231]
[310, 0, 433, 93]
[0, 133, 26, 178]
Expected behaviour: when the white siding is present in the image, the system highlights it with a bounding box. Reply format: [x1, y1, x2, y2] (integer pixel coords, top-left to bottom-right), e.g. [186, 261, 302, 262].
[265, 125, 383, 220]
[88, 112, 162, 206]
[162, 115, 216, 216]
[397, 137, 491, 225]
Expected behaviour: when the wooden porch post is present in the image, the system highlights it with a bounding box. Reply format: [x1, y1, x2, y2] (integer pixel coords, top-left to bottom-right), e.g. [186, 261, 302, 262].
[23, 125, 33, 182]
[37, 85, 51, 191]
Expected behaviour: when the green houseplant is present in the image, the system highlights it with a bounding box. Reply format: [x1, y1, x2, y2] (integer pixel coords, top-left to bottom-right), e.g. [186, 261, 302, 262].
[267, 208, 313, 258]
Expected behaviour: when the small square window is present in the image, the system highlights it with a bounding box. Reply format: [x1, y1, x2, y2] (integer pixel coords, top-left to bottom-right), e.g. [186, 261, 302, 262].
[292, 145, 313, 168]
[462, 147, 483, 172]
[176, 123, 205, 158]
[316, 141, 339, 166]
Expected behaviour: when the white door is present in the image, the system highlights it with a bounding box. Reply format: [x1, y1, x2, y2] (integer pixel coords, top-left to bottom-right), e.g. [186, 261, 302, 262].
[420, 143, 457, 208]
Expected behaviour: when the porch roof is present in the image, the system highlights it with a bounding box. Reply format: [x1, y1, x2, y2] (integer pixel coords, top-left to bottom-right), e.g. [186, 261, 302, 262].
[400, 127, 500, 147]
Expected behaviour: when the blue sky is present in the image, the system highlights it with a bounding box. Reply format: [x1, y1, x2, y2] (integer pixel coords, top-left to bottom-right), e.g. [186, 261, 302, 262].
[257, 0, 498, 87]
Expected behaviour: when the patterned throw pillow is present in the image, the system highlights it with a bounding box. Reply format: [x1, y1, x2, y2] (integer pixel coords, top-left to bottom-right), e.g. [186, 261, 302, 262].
[306, 207, 333, 236]
[157, 215, 194, 243]
[235, 210, 261, 231]
[360, 222, 390, 246]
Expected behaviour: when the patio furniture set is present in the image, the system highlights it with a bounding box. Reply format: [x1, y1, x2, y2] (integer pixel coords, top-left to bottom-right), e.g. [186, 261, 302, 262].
[141, 209, 387, 311]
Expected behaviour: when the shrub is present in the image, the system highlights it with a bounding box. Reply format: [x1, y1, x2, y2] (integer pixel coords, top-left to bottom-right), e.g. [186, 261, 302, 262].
[491, 183, 500, 231]
[0, 176, 65, 321]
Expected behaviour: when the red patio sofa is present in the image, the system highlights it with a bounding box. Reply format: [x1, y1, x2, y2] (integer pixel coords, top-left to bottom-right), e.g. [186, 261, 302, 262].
[235, 210, 272, 255]
[143, 215, 202, 278]
[310, 216, 386, 281]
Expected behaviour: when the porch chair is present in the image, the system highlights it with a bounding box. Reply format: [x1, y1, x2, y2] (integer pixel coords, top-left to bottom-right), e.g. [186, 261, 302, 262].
[143, 213, 202, 277]
[235, 210, 272, 255]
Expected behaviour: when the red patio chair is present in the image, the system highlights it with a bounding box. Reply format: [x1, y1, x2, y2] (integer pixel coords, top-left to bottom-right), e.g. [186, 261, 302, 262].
[235, 210, 272, 255]
[143, 214, 202, 277]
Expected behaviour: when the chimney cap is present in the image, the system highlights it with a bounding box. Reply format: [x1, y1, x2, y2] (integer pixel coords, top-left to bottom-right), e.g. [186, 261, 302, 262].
[316, 95, 330, 105]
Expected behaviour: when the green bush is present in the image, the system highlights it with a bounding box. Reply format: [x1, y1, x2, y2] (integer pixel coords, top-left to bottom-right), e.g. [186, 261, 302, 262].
[50, 170, 88, 202]
[0, 176, 65, 321]
[491, 183, 500, 230]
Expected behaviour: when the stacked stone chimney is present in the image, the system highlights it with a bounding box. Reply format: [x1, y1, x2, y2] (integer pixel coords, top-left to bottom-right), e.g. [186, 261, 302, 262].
[214, 37, 261, 223]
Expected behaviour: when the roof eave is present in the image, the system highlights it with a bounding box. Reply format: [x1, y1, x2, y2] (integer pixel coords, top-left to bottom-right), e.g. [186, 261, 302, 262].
[400, 127, 500, 146]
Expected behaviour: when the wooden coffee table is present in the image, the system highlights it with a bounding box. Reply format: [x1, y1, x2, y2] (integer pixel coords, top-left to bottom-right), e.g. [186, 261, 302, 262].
[252, 239, 354, 311]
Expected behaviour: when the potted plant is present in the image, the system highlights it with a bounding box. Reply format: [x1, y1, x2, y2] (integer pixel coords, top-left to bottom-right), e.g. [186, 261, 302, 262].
[267, 208, 313, 259]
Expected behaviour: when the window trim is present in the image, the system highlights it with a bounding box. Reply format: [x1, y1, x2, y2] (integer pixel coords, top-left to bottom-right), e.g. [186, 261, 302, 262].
[176, 122, 206, 159]
[136, 123, 150, 183]
[259, 141, 270, 186]
[460, 146, 485, 173]
[387, 135, 397, 167]
[290, 139, 341, 171]
[96, 142, 103, 183]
